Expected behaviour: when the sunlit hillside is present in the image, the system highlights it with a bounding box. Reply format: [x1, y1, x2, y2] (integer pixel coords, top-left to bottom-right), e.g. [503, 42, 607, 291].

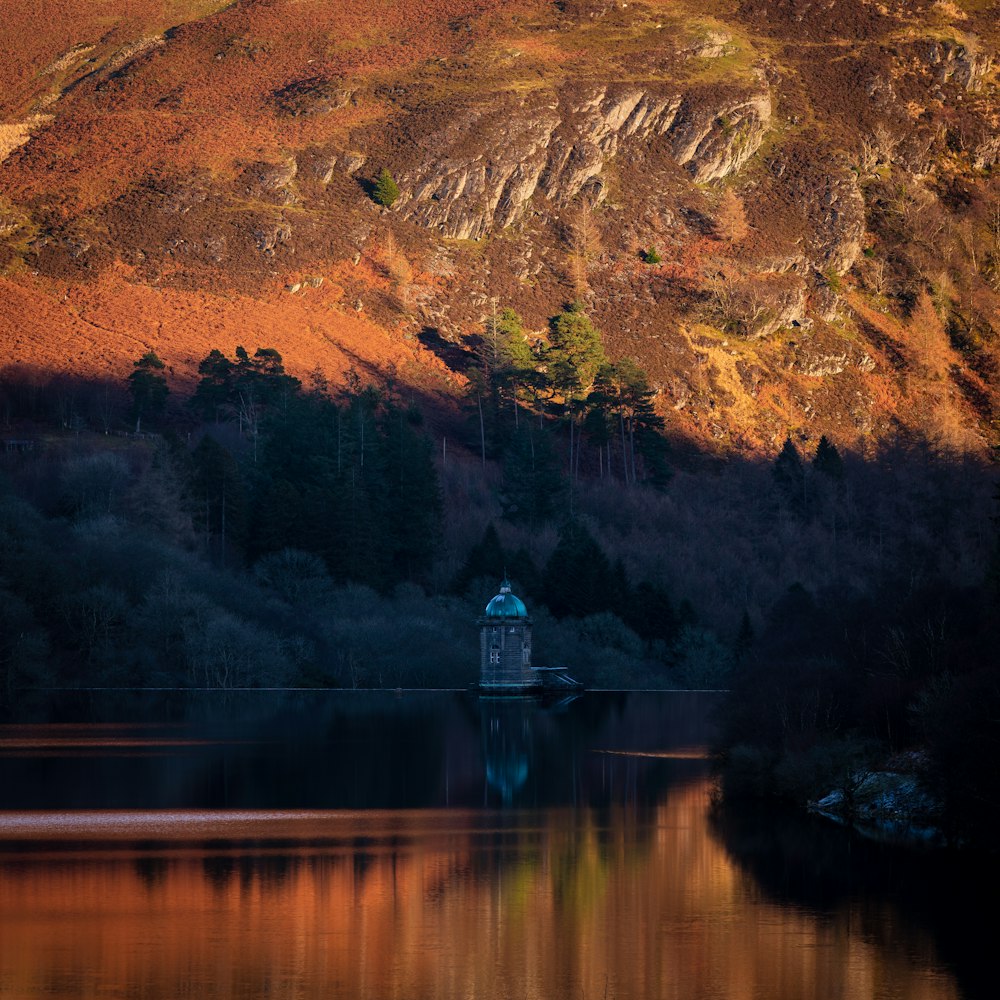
[1, 0, 998, 452]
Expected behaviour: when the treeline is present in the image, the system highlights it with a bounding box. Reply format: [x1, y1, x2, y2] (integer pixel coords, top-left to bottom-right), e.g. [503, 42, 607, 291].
[463, 302, 669, 497]
[1, 326, 998, 735]
[708, 439, 1000, 849]
[714, 563, 1000, 849]
[0, 331, 690, 695]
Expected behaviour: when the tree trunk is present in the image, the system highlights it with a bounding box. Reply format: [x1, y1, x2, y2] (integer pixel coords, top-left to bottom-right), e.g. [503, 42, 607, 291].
[478, 393, 486, 469]
[620, 413, 629, 484]
[629, 418, 636, 484]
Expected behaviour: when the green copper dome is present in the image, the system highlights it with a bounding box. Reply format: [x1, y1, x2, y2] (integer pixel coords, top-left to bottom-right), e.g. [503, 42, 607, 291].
[485, 578, 528, 618]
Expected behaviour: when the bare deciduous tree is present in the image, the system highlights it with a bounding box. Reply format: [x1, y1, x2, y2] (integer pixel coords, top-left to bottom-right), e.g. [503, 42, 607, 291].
[566, 201, 601, 295]
[859, 124, 900, 174]
[864, 257, 889, 299]
[715, 188, 749, 245]
[706, 266, 773, 337]
[380, 228, 414, 310]
[986, 198, 1000, 253]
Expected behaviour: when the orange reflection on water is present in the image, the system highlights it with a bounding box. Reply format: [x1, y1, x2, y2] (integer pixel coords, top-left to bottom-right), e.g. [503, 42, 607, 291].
[0, 779, 959, 1000]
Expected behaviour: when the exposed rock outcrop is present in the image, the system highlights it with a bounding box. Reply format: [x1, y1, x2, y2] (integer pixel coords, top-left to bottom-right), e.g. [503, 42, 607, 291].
[396, 100, 560, 240]
[240, 160, 298, 204]
[917, 36, 994, 92]
[298, 147, 339, 185]
[158, 173, 212, 214]
[784, 341, 876, 377]
[803, 167, 866, 276]
[972, 133, 1000, 171]
[340, 151, 367, 176]
[395, 80, 771, 239]
[271, 76, 354, 116]
[104, 36, 166, 76]
[253, 218, 293, 255]
[758, 147, 866, 276]
[683, 31, 734, 60]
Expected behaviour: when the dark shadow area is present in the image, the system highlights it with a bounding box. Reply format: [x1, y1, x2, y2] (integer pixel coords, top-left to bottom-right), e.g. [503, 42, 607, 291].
[1, 358, 998, 853]
[417, 325, 474, 371]
[710, 797, 1000, 1000]
[0, 690, 716, 813]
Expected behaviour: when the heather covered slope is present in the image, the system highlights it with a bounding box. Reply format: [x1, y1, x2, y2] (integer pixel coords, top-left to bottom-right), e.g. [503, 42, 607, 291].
[1, 0, 998, 452]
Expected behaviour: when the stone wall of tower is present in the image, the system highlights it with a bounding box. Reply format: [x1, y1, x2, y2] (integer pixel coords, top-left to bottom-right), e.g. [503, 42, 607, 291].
[479, 618, 533, 688]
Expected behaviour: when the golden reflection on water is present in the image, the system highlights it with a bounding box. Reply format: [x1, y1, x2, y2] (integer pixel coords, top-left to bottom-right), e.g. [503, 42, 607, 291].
[0, 778, 958, 1000]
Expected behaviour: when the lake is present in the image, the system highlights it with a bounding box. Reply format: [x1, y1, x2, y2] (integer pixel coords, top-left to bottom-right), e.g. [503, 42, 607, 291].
[0, 690, 993, 1000]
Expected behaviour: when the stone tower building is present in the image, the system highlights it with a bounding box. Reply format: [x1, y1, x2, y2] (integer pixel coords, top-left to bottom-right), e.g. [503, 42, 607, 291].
[479, 577, 533, 689]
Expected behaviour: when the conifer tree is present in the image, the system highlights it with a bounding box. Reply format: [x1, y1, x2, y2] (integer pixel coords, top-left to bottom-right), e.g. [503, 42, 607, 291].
[715, 188, 749, 245]
[588, 359, 666, 485]
[467, 306, 535, 461]
[543, 521, 614, 619]
[506, 546, 540, 601]
[127, 351, 168, 432]
[372, 168, 400, 208]
[190, 349, 234, 422]
[546, 302, 606, 396]
[812, 435, 844, 480]
[773, 436, 806, 509]
[453, 523, 506, 595]
[190, 436, 247, 565]
[479, 306, 535, 419]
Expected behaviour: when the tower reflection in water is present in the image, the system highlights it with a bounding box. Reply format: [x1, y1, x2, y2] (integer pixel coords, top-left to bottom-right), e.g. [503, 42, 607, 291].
[480, 696, 537, 805]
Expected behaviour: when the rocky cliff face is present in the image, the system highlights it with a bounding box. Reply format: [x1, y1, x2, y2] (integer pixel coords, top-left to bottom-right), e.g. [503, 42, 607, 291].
[395, 80, 771, 239]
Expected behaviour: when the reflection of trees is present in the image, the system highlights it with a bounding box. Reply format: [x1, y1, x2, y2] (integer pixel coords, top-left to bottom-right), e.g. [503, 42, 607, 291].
[709, 797, 994, 1000]
[3, 691, 723, 814]
[1, 780, 968, 1000]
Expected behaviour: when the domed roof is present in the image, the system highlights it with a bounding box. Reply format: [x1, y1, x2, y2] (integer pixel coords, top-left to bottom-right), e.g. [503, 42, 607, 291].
[484, 578, 528, 618]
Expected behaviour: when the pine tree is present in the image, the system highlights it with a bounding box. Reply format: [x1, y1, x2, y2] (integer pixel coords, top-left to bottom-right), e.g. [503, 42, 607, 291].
[546, 302, 606, 397]
[479, 307, 534, 406]
[190, 436, 247, 565]
[190, 349, 234, 422]
[453, 523, 506, 595]
[812, 434, 844, 480]
[588, 359, 666, 485]
[372, 168, 400, 208]
[543, 520, 614, 619]
[773, 436, 806, 509]
[191, 347, 301, 426]
[127, 351, 168, 432]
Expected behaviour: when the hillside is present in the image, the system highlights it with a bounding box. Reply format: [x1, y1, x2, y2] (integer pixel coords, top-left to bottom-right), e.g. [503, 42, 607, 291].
[1, 0, 998, 453]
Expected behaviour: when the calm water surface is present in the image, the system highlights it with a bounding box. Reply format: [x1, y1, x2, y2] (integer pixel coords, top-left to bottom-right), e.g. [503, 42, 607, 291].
[0, 691, 992, 1000]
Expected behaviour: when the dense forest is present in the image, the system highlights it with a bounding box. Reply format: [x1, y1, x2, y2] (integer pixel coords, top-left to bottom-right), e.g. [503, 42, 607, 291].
[2, 307, 999, 844]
